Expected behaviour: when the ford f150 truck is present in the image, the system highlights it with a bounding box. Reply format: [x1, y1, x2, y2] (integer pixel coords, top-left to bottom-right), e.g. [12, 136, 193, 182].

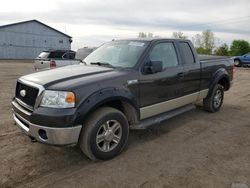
[34, 50, 82, 71]
[12, 39, 234, 161]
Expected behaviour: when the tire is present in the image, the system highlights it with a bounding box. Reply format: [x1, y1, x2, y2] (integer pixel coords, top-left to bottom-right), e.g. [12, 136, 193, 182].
[203, 84, 224, 113]
[78, 107, 129, 161]
[234, 59, 242, 67]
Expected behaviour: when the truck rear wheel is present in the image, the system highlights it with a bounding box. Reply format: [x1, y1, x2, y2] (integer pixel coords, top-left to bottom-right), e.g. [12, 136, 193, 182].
[78, 107, 129, 161]
[203, 84, 224, 113]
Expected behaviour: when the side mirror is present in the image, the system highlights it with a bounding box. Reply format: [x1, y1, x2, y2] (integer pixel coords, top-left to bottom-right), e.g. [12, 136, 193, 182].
[143, 61, 163, 74]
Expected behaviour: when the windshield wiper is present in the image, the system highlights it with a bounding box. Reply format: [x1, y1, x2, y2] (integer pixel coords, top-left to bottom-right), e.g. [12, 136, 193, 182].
[90, 62, 114, 68]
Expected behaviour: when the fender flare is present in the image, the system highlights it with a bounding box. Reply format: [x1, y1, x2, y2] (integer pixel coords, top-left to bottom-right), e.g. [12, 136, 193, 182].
[74, 87, 139, 125]
[234, 58, 241, 62]
[207, 68, 230, 98]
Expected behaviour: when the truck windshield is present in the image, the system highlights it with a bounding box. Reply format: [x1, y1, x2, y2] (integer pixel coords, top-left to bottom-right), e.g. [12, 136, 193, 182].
[38, 52, 49, 59]
[84, 41, 148, 68]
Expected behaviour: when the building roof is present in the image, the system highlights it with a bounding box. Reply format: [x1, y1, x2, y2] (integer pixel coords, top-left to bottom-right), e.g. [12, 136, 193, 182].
[0, 19, 72, 38]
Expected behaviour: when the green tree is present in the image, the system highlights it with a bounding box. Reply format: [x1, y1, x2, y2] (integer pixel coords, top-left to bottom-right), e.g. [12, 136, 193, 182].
[192, 30, 215, 55]
[138, 32, 154, 38]
[138, 32, 147, 38]
[230, 40, 250, 56]
[147, 32, 153, 38]
[196, 47, 211, 55]
[192, 34, 202, 47]
[215, 43, 229, 56]
[172, 32, 188, 39]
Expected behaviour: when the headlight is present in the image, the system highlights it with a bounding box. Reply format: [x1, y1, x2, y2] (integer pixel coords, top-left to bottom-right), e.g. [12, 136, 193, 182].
[40, 90, 75, 108]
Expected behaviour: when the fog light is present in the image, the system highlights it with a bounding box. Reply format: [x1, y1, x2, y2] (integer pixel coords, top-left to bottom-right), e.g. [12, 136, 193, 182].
[38, 129, 48, 140]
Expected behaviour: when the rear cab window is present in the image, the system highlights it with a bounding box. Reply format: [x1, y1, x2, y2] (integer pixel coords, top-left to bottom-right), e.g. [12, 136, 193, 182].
[48, 52, 65, 59]
[62, 52, 75, 59]
[179, 42, 195, 64]
[68, 52, 76, 59]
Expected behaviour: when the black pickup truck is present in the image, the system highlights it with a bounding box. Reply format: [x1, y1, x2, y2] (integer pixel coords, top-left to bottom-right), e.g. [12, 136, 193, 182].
[12, 39, 234, 160]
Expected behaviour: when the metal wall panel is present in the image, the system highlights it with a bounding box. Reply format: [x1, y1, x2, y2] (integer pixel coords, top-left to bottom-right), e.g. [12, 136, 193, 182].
[0, 21, 71, 59]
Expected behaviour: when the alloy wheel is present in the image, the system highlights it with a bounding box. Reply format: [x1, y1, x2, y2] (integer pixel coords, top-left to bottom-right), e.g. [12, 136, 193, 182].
[96, 120, 122, 152]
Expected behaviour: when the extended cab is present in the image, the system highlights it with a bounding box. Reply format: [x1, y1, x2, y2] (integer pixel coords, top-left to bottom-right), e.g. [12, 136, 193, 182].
[34, 50, 82, 71]
[12, 39, 234, 160]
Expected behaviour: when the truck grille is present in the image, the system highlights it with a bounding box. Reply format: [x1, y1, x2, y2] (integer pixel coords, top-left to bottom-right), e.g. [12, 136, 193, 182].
[16, 82, 39, 108]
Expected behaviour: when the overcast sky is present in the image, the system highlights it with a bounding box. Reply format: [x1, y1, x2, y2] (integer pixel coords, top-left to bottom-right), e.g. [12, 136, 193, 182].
[0, 0, 249, 49]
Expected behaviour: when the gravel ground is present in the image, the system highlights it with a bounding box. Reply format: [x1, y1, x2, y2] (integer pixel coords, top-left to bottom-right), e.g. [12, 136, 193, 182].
[0, 62, 250, 188]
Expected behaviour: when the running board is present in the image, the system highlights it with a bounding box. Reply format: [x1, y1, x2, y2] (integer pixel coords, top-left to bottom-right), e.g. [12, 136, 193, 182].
[130, 104, 195, 130]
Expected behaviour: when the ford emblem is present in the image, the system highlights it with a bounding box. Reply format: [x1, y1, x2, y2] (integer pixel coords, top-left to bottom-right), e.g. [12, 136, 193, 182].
[20, 90, 26, 97]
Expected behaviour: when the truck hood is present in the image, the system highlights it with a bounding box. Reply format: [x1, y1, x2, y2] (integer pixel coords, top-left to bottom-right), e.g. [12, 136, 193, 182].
[20, 65, 114, 87]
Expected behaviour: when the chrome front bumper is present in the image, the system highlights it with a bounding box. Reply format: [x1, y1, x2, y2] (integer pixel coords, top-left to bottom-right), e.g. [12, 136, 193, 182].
[13, 112, 82, 146]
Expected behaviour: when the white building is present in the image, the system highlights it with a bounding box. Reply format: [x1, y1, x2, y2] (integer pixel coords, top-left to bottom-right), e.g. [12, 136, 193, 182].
[0, 20, 72, 59]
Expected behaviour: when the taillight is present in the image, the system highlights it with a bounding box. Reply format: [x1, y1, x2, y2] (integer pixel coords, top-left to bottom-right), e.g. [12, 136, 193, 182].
[50, 60, 56, 69]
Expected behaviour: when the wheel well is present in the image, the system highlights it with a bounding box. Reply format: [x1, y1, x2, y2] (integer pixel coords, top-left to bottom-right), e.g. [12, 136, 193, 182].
[99, 100, 139, 125]
[234, 58, 241, 62]
[218, 77, 230, 91]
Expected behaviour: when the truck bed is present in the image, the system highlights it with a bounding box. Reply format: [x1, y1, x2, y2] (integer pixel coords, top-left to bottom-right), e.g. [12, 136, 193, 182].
[198, 55, 230, 62]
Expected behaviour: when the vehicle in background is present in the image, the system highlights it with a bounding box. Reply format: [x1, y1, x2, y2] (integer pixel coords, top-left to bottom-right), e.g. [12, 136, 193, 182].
[34, 50, 82, 71]
[76, 47, 97, 60]
[233, 53, 250, 67]
[12, 39, 234, 161]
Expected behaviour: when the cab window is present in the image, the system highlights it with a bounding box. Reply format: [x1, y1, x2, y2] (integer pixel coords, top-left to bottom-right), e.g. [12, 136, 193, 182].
[179, 42, 195, 64]
[149, 43, 179, 69]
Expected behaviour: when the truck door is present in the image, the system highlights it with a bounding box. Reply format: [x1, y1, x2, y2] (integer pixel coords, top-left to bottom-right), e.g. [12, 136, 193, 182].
[177, 41, 201, 96]
[139, 41, 185, 119]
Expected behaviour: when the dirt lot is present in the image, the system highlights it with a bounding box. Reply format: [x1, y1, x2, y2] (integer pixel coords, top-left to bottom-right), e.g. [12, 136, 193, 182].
[0, 62, 250, 188]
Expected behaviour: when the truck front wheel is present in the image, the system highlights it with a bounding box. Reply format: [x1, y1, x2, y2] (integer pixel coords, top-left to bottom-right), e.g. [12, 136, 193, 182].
[234, 59, 242, 67]
[78, 107, 129, 161]
[203, 84, 224, 113]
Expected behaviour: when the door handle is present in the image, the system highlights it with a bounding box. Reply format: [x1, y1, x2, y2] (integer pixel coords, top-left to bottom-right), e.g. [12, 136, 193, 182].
[178, 72, 185, 79]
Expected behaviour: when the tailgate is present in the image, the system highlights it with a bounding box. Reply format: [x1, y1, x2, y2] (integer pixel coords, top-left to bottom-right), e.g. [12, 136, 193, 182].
[34, 59, 50, 70]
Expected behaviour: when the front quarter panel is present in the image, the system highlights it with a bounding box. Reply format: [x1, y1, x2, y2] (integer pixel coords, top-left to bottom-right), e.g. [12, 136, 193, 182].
[71, 69, 140, 125]
[74, 87, 140, 125]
